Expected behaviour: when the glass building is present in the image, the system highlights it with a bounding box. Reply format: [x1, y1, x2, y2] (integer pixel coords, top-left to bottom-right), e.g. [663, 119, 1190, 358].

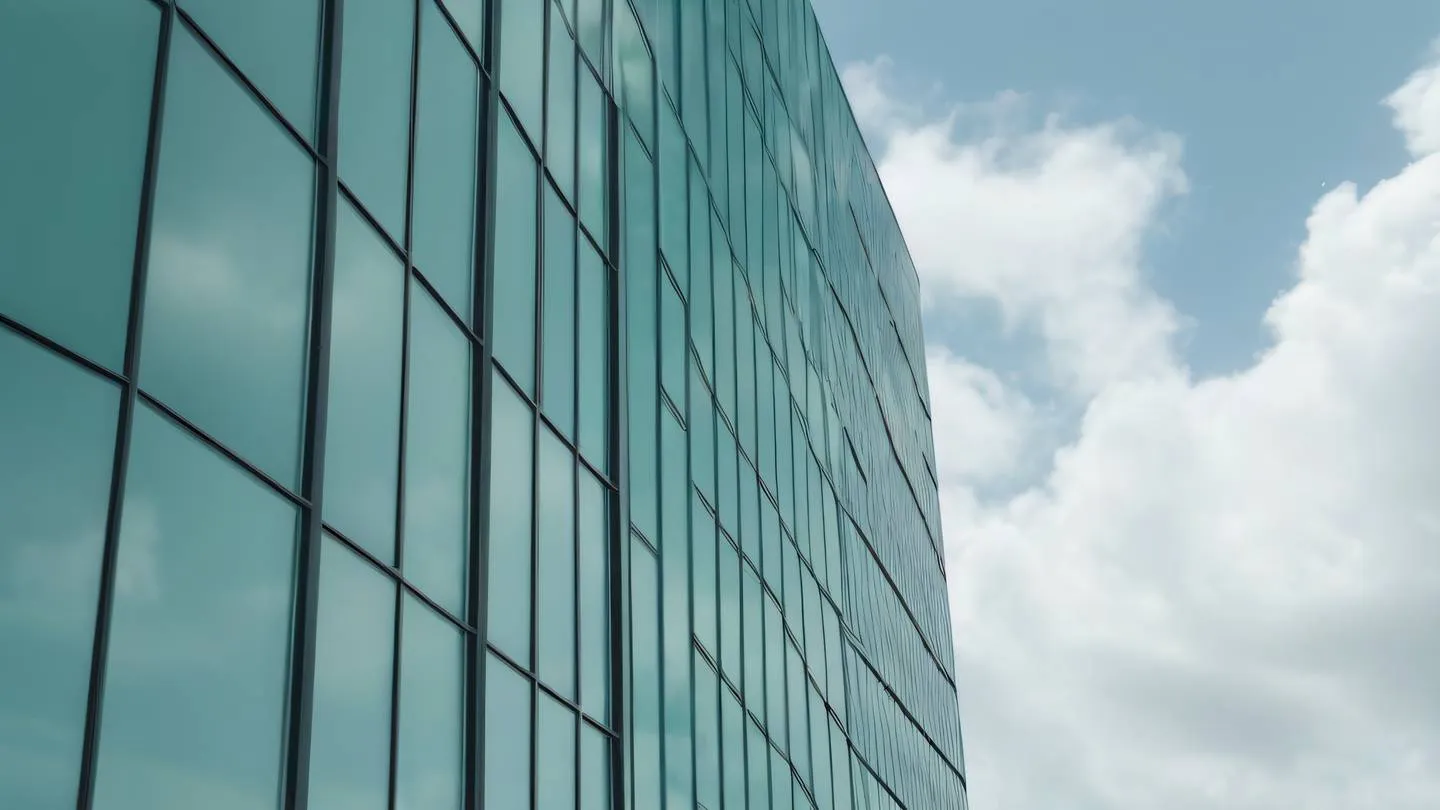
[0, 0, 965, 808]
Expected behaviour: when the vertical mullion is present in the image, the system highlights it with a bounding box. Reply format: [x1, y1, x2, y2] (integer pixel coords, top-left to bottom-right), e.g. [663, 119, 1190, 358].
[531, 1, 554, 808]
[283, 0, 350, 804]
[607, 2, 629, 805]
[474, 0, 503, 805]
[75, 5, 174, 809]
[389, 1, 425, 809]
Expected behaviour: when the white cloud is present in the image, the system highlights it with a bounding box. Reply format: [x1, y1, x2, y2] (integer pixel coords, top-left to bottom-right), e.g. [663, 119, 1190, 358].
[848, 46, 1440, 810]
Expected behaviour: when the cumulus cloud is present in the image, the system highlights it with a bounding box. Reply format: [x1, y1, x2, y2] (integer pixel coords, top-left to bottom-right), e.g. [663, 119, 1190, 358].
[848, 46, 1440, 810]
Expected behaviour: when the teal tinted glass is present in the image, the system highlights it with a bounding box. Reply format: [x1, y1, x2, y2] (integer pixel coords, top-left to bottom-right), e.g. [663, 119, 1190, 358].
[484, 655, 532, 810]
[181, 0, 320, 137]
[623, 131, 658, 541]
[576, 238, 610, 472]
[576, 0, 605, 74]
[578, 469, 611, 721]
[580, 723, 611, 810]
[403, 282, 471, 615]
[492, 113, 539, 394]
[439, 0, 485, 54]
[0, 0, 156, 370]
[94, 404, 297, 810]
[308, 537, 395, 810]
[339, 0, 413, 239]
[695, 657, 721, 810]
[396, 598, 465, 810]
[717, 536, 742, 684]
[414, 0, 482, 323]
[660, 276, 686, 410]
[722, 687, 746, 810]
[541, 186, 577, 437]
[323, 197, 403, 561]
[692, 496, 718, 654]
[499, 0, 545, 140]
[487, 373, 534, 664]
[630, 539, 661, 810]
[0, 332, 118, 810]
[614, 1, 653, 145]
[140, 27, 313, 489]
[537, 427, 577, 698]
[537, 695, 577, 810]
[547, 15, 578, 202]
[577, 65, 609, 246]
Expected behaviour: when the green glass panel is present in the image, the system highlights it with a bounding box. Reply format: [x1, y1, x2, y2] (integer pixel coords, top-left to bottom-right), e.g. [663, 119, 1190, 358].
[681, 0, 708, 162]
[717, 535, 742, 686]
[746, 717, 769, 809]
[694, 657, 721, 810]
[576, 0, 606, 74]
[692, 494, 717, 654]
[537, 427, 577, 698]
[623, 131, 657, 541]
[542, 186, 577, 437]
[741, 564, 763, 706]
[580, 723, 611, 810]
[658, 103, 686, 273]
[414, 0, 482, 323]
[660, 412, 692, 810]
[614, 2, 653, 145]
[630, 538, 661, 810]
[181, 0, 320, 137]
[763, 596, 785, 742]
[578, 65, 609, 247]
[323, 197, 403, 561]
[660, 274, 685, 410]
[690, 179, 715, 379]
[492, 113, 539, 394]
[308, 537, 394, 810]
[439, 0, 486, 54]
[548, 15, 577, 202]
[536, 695, 577, 810]
[0, 332, 118, 810]
[690, 364, 715, 505]
[94, 404, 297, 810]
[499, 0, 545, 140]
[578, 469, 611, 721]
[396, 597, 465, 810]
[484, 655, 532, 810]
[576, 238, 610, 472]
[403, 282, 471, 615]
[141, 27, 313, 489]
[721, 687, 746, 810]
[339, 0, 412, 239]
[487, 373, 534, 664]
[0, 0, 156, 370]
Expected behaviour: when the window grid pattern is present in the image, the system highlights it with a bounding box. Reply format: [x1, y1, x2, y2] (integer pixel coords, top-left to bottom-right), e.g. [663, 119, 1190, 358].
[615, 0, 966, 808]
[0, 0, 620, 809]
[1, 0, 963, 808]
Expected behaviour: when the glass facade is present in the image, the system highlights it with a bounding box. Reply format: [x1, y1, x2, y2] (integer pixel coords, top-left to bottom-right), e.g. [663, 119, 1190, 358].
[0, 0, 964, 808]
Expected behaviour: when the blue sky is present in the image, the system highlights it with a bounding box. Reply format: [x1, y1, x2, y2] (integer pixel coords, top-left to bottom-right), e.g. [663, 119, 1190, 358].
[813, 3, 1440, 808]
[816, 0, 1440, 376]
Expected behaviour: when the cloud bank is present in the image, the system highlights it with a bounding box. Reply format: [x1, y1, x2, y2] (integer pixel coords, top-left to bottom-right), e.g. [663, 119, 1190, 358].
[844, 45, 1440, 810]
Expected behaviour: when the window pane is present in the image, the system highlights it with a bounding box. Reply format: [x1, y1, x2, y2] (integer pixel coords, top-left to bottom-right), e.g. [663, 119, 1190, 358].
[181, 0, 320, 137]
[717, 536, 741, 686]
[499, 0, 545, 140]
[614, 1, 653, 145]
[547, 16, 577, 202]
[658, 103, 686, 273]
[746, 717, 769, 809]
[691, 363, 715, 503]
[536, 695, 577, 810]
[492, 113, 539, 394]
[141, 27, 313, 489]
[0, 0, 156, 370]
[630, 538, 661, 810]
[579, 723, 611, 810]
[722, 687, 745, 810]
[94, 404, 298, 810]
[439, 0, 485, 54]
[660, 273, 685, 410]
[484, 655, 532, 810]
[537, 427, 576, 698]
[403, 282, 471, 616]
[577, 65, 609, 247]
[487, 373, 533, 665]
[692, 497, 717, 655]
[576, 0, 605, 75]
[694, 657, 721, 810]
[414, 0, 482, 323]
[623, 131, 657, 541]
[576, 238, 610, 472]
[578, 469, 610, 721]
[308, 537, 394, 810]
[0, 331, 118, 809]
[396, 597, 465, 810]
[339, 0, 412, 239]
[323, 197, 403, 562]
[542, 186, 577, 437]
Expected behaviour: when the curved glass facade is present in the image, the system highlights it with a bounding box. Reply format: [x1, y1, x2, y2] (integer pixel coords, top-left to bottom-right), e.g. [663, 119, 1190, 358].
[0, 0, 964, 809]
